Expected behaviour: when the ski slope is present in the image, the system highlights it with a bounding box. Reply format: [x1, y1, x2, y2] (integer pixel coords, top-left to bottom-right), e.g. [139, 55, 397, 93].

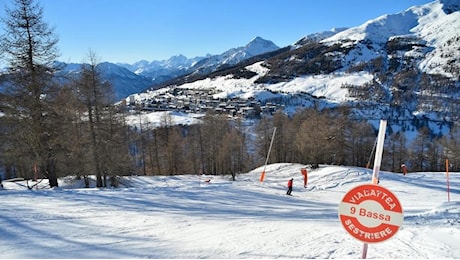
[0, 163, 458, 258]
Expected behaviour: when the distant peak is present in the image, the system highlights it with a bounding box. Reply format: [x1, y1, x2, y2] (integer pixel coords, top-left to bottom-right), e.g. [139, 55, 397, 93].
[168, 54, 188, 62]
[245, 36, 279, 49]
[250, 36, 266, 42]
[170, 54, 187, 59]
[247, 36, 277, 46]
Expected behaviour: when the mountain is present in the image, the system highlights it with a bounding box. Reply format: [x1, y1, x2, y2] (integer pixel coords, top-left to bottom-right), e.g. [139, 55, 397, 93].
[1, 37, 282, 101]
[320, 0, 460, 78]
[95, 62, 154, 100]
[119, 37, 280, 85]
[132, 0, 459, 137]
[189, 36, 280, 75]
[117, 54, 205, 85]
[55, 62, 154, 100]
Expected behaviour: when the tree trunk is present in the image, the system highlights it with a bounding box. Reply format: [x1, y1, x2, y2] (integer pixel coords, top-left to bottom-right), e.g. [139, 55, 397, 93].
[47, 158, 58, 188]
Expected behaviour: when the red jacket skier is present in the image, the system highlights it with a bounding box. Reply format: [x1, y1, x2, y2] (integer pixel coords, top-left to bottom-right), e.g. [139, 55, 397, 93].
[286, 178, 293, 195]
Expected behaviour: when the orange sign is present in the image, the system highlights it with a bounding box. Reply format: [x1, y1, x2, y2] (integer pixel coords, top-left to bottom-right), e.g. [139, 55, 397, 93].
[338, 184, 404, 243]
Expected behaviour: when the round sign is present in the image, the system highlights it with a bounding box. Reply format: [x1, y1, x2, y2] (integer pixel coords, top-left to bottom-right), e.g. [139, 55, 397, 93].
[338, 184, 404, 243]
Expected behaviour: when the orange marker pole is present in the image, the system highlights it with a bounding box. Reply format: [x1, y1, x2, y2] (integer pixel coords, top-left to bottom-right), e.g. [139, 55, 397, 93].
[301, 168, 308, 188]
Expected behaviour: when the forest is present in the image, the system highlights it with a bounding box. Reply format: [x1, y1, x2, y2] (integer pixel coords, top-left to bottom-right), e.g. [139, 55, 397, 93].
[1, 0, 459, 188]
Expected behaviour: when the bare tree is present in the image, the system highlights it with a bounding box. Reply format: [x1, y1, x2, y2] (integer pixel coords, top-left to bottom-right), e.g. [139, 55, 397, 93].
[0, 0, 60, 187]
[73, 51, 121, 187]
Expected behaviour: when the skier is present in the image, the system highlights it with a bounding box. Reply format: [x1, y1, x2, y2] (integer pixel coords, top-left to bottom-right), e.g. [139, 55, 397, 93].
[286, 178, 293, 195]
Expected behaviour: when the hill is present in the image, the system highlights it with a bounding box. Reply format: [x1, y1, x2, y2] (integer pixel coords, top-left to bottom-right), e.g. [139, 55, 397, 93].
[1, 163, 459, 258]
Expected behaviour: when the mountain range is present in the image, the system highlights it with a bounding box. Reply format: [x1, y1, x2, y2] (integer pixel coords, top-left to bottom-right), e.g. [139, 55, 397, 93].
[51, 36, 280, 100]
[2, 0, 459, 137]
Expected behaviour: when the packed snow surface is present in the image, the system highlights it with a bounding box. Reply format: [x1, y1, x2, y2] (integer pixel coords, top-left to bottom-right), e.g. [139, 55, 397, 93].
[1, 163, 459, 258]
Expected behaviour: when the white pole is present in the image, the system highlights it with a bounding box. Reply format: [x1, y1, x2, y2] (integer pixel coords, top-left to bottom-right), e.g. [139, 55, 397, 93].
[260, 127, 277, 182]
[363, 120, 387, 259]
[265, 127, 277, 169]
[372, 120, 387, 185]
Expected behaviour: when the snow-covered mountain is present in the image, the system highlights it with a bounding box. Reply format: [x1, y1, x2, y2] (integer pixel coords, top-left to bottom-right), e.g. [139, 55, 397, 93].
[321, 0, 460, 78]
[133, 0, 459, 138]
[39, 36, 278, 97]
[1, 0, 458, 138]
[117, 54, 205, 84]
[118, 36, 279, 83]
[189, 36, 280, 75]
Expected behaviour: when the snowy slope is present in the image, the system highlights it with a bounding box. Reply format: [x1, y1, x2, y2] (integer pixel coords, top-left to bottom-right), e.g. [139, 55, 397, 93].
[293, 27, 348, 46]
[132, 62, 375, 114]
[1, 163, 458, 258]
[322, 0, 460, 77]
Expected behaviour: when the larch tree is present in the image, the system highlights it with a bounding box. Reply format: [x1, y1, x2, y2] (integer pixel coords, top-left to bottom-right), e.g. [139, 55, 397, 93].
[0, 0, 60, 187]
[73, 51, 117, 187]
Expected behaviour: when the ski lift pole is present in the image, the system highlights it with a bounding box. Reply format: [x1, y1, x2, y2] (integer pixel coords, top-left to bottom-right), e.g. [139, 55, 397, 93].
[260, 127, 276, 182]
[362, 120, 387, 259]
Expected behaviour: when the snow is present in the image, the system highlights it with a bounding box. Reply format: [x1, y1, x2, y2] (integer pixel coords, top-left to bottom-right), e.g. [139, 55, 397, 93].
[1, 163, 459, 259]
[124, 111, 203, 129]
[168, 70, 374, 104]
[268, 72, 373, 103]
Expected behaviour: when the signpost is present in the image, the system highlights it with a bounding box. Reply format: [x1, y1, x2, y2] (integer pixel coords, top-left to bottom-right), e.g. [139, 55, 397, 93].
[338, 184, 404, 243]
[338, 120, 404, 258]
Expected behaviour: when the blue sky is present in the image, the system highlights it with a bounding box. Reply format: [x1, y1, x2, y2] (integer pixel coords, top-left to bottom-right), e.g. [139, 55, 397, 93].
[2, 0, 434, 64]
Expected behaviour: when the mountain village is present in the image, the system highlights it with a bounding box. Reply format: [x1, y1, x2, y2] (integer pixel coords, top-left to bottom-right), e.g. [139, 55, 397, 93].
[127, 87, 282, 119]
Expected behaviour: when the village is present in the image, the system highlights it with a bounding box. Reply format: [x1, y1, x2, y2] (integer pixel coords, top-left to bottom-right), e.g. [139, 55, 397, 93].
[127, 87, 286, 119]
